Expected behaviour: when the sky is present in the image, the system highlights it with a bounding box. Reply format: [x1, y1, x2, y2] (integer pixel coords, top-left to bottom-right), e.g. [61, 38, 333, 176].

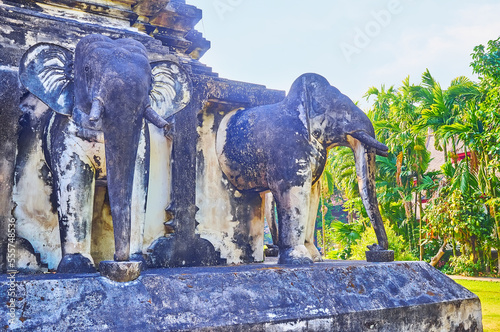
[186, 0, 500, 110]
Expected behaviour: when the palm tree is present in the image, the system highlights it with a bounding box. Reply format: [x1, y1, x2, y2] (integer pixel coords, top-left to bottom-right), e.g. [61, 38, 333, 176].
[442, 98, 500, 271]
[412, 69, 480, 163]
[366, 78, 431, 257]
[471, 36, 500, 274]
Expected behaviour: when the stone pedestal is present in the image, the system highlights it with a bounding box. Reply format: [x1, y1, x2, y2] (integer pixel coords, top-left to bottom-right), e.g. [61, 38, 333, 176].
[99, 260, 142, 282]
[1, 261, 482, 331]
[366, 249, 395, 262]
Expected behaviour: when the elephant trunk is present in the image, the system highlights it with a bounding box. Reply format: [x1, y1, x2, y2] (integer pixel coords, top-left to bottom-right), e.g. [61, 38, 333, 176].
[348, 135, 389, 250]
[103, 107, 144, 261]
[349, 131, 389, 157]
[89, 98, 104, 121]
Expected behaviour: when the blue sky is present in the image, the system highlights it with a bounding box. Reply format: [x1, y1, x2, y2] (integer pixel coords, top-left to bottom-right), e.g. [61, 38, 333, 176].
[186, 0, 500, 109]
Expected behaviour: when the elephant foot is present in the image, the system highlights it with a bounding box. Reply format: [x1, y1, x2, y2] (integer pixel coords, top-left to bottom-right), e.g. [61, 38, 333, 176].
[99, 260, 142, 282]
[278, 245, 314, 265]
[305, 242, 323, 262]
[57, 254, 97, 274]
[130, 252, 148, 271]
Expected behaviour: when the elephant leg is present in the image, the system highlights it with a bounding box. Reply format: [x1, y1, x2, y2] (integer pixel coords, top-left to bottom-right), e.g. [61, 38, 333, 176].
[129, 124, 149, 266]
[48, 120, 97, 273]
[305, 182, 322, 262]
[270, 181, 313, 265]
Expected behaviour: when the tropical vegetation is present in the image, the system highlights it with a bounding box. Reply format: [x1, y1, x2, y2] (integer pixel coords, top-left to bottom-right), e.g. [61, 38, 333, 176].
[317, 36, 500, 276]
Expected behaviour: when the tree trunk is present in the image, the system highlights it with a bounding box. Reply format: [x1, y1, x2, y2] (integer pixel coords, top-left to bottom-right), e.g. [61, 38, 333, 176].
[471, 236, 479, 264]
[483, 153, 500, 275]
[414, 187, 423, 261]
[409, 215, 415, 252]
[419, 193, 424, 261]
[415, 170, 425, 261]
[399, 190, 413, 250]
[452, 233, 457, 257]
[430, 239, 448, 267]
[443, 138, 448, 163]
[320, 180, 326, 256]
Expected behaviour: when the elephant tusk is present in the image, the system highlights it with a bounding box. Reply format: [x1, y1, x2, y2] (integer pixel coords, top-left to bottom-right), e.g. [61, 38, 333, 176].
[349, 137, 390, 250]
[144, 105, 169, 129]
[89, 98, 104, 121]
[348, 131, 388, 157]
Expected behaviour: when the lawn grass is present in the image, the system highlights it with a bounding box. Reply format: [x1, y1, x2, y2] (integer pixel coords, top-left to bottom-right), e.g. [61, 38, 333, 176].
[454, 279, 500, 332]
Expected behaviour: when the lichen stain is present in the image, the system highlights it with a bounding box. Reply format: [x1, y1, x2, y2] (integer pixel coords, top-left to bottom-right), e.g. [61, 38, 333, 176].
[143, 123, 172, 249]
[130, 123, 149, 256]
[195, 111, 243, 264]
[13, 97, 61, 270]
[13, 131, 61, 270]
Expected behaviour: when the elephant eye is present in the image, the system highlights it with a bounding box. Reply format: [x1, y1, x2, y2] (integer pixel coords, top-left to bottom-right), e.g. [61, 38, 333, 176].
[84, 65, 90, 73]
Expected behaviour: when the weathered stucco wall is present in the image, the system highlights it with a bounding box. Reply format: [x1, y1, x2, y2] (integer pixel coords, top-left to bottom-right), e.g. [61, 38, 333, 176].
[0, 0, 285, 271]
[195, 106, 264, 264]
[0, 65, 22, 273]
[13, 96, 60, 269]
[144, 125, 173, 249]
[196, 110, 244, 263]
[146, 77, 284, 268]
[1, 2, 177, 271]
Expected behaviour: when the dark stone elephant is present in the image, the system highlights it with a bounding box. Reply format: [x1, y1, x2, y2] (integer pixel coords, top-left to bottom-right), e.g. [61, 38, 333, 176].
[19, 34, 191, 274]
[216, 73, 389, 264]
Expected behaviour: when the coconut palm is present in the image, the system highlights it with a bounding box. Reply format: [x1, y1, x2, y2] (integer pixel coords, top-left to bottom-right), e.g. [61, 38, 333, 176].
[365, 78, 432, 256]
[412, 69, 480, 163]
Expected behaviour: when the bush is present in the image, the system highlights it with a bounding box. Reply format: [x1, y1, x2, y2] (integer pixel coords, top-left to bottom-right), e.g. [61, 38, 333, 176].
[447, 255, 483, 276]
[349, 224, 418, 261]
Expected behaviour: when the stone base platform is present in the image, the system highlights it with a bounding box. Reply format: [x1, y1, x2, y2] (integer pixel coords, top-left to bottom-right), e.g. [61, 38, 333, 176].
[1, 261, 481, 331]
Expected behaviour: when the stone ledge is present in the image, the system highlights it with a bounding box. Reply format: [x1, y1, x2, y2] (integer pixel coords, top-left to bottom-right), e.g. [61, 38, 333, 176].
[99, 260, 142, 282]
[366, 249, 395, 262]
[0, 261, 482, 331]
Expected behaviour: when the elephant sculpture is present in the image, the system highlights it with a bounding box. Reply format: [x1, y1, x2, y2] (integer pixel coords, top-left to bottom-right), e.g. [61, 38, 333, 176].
[216, 73, 390, 265]
[19, 34, 191, 278]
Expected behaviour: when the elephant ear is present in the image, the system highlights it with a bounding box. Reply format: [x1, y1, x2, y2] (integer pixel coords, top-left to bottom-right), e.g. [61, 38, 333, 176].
[149, 61, 192, 119]
[300, 76, 314, 141]
[19, 43, 74, 116]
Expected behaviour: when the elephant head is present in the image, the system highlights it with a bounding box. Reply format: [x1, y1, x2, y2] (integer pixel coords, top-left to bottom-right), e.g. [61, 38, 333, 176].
[216, 73, 389, 265]
[288, 73, 389, 250]
[19, 34, 191, 277]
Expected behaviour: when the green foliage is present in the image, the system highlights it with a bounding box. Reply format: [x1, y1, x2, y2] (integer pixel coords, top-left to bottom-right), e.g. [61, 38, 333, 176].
[330, 220, 363, 259]
[317, 219, 363, 260]
[448, 190, 493, 242]
[315, 197, 346, 230]
[446, 255, 484, 277]
[326, 147, 358, 200]
[471, 37, 500, 83]
[349, 223, 417, 261]
[317, 36, 500, 276]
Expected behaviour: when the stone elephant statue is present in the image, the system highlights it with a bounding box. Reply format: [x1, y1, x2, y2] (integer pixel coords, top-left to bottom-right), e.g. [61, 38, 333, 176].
[216, 73, 390, 265]
[19, 34, 191, 279]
